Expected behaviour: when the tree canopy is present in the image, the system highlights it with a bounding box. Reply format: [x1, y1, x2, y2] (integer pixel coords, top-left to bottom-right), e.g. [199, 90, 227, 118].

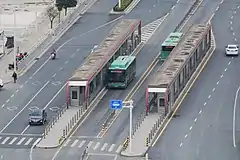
[55, 0, 77, 15]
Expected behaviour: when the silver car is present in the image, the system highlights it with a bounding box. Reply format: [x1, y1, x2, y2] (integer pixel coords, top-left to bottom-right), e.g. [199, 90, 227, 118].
[29, 109, 47, 125]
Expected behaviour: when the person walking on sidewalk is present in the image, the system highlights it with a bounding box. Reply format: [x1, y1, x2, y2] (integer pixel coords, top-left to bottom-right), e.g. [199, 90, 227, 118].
[12, 72, 17, 83]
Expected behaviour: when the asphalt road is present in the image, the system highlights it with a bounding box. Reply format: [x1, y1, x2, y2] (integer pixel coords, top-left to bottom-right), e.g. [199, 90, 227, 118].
[0, 0, 121, 144]
[51, 0, 202, 159]
[148, 0, 240, 160]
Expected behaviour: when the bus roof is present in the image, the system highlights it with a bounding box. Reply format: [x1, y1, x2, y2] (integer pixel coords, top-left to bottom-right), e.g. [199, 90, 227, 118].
[109, 56, 136, 70]
[148, 24, 211, 88]
[161, 32, 183, 47]
[69, 19, 141, 82]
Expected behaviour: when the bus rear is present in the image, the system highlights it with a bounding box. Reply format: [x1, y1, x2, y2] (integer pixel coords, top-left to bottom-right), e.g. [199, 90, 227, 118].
[160, 32, 183, 61]
[107, 56, 136, 89]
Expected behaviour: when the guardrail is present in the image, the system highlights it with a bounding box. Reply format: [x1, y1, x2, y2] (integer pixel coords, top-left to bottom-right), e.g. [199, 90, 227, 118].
[43, 104, 68, 138]
[132, 111, 146, 136]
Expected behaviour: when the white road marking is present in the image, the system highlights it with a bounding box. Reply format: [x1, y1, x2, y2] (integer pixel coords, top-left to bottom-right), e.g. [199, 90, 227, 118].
[11, 94, 14, 98]
[216, 6, 219, 11]
[116, 145, 122, 153]
[231, 16, 233, 19]
[8, 137, 18, 145]
[64, 61, 68, 64]
[21, 125, 29, 135]
[233, 86, 240, 148]
[108, 144, 115, 152]
[194, 118, 197, 122]
[88, 141, 93, 148]
[52, 73, 56, 78]
[184, 134, 188, 138]
[0, 81, 49, 133]
[230, 21, 232, 24]
[233, 32, 235, 36]
[238, 6, 240, 9]
[235, 38, 237, 41]
[199, 110, 202, 114]
[208, 95, 211, 99]
[1, 137, 10, 144]
[228, 61, 231, 65]
[93, 142, 100, 150]
[234, 11, 236, 14]
[217, 81, 219, 84]
[77, 49, 80, 51]
[33, 138, 42, 146]
[25, 81, 28, 84]
[224, 68, 227, 72]
[171, 6, 175, 10]
[189, 126, 193, 130]
[212, 88, 215, 92]
[24, 138, 33, 145]
[16, 137, 26, 145]
[29, 76, 32, 79]
[63, 139, 71, 147]
[180, 143, 183, 147]
[1, 104, 5, 108]
[16, 89, 19, 93]
[220, 0, 223, 3]
[78, 140, 86, 148]
[70, 140, 79, 147]
[6, 99, 9, 103]
[230, 26, 233, 30]
[100, 143, 108, 151]
[20, 85, 23, 88]
[220, 74, 223, 78]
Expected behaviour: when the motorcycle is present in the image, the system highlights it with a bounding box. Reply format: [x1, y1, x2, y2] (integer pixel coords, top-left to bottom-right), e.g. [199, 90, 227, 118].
[51, 53, 56, 60]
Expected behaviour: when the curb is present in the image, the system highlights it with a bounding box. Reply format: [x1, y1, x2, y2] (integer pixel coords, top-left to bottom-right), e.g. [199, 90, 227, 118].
[16, 0, 97, 76]
[36, 88, 107, 149]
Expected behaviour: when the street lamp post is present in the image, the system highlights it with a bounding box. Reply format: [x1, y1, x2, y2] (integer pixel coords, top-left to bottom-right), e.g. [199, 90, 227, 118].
[118, 0, 121, 8]
[123, 100, 133, 153]
[13, 10, 17, 72]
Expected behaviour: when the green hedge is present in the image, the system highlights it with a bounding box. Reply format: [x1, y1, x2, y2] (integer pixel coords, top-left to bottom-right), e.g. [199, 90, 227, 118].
[113, 0, 133, 12]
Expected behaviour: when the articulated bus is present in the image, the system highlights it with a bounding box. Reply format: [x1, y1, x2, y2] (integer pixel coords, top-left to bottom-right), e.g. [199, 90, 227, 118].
[160, 32, 183, 61]
[107, 56, 136, 89]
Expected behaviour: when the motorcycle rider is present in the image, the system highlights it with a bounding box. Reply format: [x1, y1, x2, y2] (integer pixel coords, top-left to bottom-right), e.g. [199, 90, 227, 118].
[51, 48, 56, 59]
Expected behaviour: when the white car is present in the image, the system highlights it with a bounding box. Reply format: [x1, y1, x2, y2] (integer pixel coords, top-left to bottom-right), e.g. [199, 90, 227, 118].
[0, 79, 3, 88]
[225, 44, 239, 56]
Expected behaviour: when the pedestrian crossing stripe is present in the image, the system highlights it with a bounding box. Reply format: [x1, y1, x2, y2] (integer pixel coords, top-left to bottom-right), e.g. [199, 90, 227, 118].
[0, 136, 41, 146]
[62, 139, 122, 153]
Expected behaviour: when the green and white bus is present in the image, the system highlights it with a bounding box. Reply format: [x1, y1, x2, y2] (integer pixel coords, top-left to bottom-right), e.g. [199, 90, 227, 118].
[107, 56, 136, 89]
[160, 32, 183, 61]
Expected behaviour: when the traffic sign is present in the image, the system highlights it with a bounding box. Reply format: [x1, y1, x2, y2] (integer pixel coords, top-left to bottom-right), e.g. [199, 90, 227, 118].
[109, 100, 122, 109]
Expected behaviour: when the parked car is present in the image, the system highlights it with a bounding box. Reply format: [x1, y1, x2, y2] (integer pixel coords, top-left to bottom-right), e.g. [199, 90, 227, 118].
[29, 109, 47, 125]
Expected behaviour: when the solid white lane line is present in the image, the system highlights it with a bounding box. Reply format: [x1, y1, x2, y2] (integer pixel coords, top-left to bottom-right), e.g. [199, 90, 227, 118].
[70, 140, 79, 147]
[233, 86, 240, 148]
[0, 81, 49, 133]
[1, 137, 10, 144]
[24, 138, 33, 145]
[9, 137, 18, 145]
[17, 137, 26, 145]
[21, 125, 30, 135]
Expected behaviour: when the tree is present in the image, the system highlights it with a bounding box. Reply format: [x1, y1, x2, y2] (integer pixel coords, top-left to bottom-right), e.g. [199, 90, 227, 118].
[55, 3, 63, 23]
[46, 6, 59, 29]
[55, 0, 77, 16]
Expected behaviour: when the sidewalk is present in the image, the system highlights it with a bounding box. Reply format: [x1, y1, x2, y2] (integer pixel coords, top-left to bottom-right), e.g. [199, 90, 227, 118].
[37, 107, 79, 148]
[121, 113, 160, 157]
[0, 49, 14, 85]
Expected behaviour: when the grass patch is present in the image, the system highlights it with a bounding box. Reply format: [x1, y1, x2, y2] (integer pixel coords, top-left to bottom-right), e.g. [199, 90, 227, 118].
[113, 0, 133, 12]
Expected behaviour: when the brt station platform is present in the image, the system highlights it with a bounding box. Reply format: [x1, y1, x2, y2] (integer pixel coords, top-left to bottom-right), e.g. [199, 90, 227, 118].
[121, 23, 213, 157]
[37, 19, 143, 148]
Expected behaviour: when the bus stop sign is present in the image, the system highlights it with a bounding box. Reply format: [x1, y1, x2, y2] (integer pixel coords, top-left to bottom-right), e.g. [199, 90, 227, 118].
[110, 100, 122, 109]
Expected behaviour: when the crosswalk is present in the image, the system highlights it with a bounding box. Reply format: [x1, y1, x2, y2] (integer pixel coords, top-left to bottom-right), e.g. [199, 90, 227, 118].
[0, 135, 41, 148]
[62, 138, 122, 154]
[141, 15, 168, 43]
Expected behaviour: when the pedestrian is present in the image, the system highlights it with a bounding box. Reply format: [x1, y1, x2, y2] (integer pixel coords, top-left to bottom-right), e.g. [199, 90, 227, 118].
[12, 71, 17, 83]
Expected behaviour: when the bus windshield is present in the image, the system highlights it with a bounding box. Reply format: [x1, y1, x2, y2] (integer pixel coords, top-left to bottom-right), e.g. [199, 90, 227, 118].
[162, 46, 174, 51]
[108, 70, 125, 82]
